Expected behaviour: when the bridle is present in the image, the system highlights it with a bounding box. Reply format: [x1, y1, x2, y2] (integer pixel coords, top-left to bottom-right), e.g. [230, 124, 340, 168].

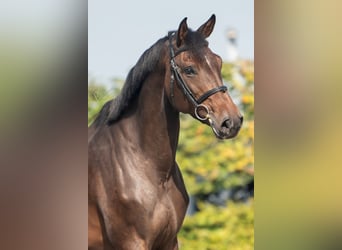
[168, 32, 227, 121]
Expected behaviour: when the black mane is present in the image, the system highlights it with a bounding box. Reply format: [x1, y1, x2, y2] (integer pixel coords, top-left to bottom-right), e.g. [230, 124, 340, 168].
[92, 30, 208, 127]
[107, 36, 168, 125]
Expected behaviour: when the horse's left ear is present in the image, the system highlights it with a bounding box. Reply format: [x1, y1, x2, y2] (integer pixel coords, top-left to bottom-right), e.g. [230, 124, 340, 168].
[197, 14, 216, 38]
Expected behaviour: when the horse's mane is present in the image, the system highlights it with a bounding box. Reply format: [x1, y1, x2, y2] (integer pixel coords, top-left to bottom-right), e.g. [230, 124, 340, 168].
[90, 36, 167, 127]
[92, 30, 208, 127]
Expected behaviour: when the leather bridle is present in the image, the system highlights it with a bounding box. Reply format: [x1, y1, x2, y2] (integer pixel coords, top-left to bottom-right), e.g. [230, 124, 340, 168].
[168, 32, 227, 121]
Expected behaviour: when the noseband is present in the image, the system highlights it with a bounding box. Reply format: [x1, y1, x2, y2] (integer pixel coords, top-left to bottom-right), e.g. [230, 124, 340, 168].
[168, 32, 227, 121]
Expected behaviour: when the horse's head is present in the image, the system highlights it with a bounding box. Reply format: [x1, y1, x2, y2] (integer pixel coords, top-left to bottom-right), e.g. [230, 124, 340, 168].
[165, 15, 243, 139]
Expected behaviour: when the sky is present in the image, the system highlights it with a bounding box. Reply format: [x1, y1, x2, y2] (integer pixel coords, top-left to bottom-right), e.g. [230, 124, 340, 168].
[89, 0, 254, 85]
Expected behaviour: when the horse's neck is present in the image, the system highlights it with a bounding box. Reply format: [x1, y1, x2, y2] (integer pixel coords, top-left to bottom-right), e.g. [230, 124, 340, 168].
[132, 72, 179, 172]
[137, 73, 179, 152]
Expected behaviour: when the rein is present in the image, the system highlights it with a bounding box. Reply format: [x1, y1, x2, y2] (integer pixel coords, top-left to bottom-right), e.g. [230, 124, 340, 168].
[168, 32, 227, 121]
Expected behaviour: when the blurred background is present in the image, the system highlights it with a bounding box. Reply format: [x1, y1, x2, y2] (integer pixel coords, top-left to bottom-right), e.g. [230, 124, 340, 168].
[88, 1, 254, 249]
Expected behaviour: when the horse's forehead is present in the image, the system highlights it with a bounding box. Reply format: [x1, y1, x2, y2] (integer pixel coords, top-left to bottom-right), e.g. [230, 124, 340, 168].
[184, 47, 217, 65]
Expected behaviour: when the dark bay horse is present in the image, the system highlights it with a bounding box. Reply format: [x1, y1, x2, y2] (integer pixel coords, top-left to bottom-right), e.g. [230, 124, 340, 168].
[88, 15, 243, 250]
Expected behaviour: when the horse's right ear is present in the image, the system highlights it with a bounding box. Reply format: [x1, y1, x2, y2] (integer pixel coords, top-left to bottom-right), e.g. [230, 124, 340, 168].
[176, 17, 188, 47]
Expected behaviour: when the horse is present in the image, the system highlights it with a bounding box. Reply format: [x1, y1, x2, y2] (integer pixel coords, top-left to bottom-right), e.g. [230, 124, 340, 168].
[88, 14, 243, 250]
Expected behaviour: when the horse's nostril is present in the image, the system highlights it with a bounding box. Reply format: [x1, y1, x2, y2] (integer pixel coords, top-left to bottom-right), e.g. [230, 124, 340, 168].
[240, 116, 244, 124]
[221, 118, 232, 129]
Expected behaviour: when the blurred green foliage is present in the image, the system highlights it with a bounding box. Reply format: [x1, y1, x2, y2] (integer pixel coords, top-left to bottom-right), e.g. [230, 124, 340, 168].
[88, 61, 254, 249]
[88, 77, 123, 125]
[179, 201, 254, 250]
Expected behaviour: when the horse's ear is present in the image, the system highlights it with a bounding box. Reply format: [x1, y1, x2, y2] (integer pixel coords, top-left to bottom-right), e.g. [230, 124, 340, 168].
[197, 14, 216, 38]
[176, 17, 188, 47]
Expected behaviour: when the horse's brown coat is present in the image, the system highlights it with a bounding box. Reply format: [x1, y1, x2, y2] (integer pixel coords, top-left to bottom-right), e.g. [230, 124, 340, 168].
[88, 15, 242, 249]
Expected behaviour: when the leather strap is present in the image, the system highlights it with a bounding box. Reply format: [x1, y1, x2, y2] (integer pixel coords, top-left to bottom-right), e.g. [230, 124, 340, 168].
[197, 85, 227, 104]
[168, 32, 227, 110]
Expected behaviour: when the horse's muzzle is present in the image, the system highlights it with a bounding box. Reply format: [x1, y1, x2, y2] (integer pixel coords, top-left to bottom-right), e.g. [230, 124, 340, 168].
[209, 115, 243, 139]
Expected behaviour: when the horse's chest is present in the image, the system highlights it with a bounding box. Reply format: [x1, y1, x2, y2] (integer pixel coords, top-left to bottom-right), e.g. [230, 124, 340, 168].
[99, 163, 188, 247]
[147, 188, 185, 246]
[152, 192, 179, 230]
[121, 180, 186, 242]
[130, 182, 185, 230]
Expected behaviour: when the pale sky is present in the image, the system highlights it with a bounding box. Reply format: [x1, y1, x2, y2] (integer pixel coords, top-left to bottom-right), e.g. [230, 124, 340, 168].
[89, 0, 254, 85]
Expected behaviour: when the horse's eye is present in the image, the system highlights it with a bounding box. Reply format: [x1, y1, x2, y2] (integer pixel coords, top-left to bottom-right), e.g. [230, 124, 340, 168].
[183, 66, 196, 75]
